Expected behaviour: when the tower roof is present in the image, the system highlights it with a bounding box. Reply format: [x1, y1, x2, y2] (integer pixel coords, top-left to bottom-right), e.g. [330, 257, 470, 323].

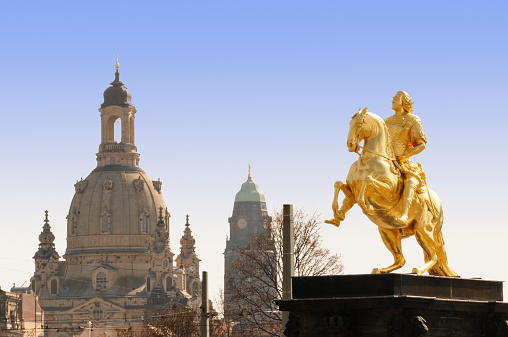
[179, 215, 196, 257]
[234, 175, 266, 203]
[101, 61, 132, 108]
[34, 211, 59, 260]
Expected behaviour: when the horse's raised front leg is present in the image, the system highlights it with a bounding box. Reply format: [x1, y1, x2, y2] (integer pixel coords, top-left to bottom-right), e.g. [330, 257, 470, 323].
[357, 176, 375, 215]
[325, 181, 355, 227]
[372, 228, 405, 274]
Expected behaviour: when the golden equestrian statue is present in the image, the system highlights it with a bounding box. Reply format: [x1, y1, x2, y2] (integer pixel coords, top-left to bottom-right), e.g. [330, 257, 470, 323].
[325, 91, 458, 277]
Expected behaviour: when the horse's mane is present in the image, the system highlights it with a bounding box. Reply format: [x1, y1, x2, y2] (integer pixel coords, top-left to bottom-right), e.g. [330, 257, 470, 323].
[366, 112, 395, 159]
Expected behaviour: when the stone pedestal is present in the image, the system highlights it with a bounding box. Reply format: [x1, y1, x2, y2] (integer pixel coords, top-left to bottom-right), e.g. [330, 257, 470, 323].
[276, 274, 508, 337]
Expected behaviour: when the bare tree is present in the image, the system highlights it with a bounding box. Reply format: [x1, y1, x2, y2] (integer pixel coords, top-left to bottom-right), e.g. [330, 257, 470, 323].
[116, 305, 199, 337]
[225, 207, 344, 336]
[212, 288, 234, 337]
[116, 304, 231, 337]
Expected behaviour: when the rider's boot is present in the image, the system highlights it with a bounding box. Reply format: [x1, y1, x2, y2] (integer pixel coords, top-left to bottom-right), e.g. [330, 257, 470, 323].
[398, 178, 417, 226]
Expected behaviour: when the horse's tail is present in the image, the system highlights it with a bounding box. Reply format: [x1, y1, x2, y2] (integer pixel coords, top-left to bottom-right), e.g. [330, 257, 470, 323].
[429, 231, 459, 277]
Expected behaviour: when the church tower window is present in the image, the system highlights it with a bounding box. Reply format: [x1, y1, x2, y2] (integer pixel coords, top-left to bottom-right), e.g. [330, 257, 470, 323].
[166, 277, 172, 291]
[96, 272, 107, 290]
[146, 277, 151, 292]
[50, 279, 58, 295]
[192, 281, 199, 298]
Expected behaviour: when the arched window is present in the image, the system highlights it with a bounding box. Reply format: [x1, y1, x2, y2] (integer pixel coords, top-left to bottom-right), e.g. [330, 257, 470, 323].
[92, 307, 104, 321]
[50, 279, 57, 295]
[114, 118, 121, 143]
[192, 281, 199, 298]
[166, 277, 172, 291]
[107, 116, 120, 144]
[146, 277, 151, 292]
[129, 116, 135, 144]
[96, 272, 107, 290]
[141, 214, 149, 233]
[71, 215, 78, 235]
[100, 212, 111, 233]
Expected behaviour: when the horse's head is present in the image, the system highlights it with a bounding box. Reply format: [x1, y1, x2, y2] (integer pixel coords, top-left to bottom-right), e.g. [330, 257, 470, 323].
[347, 107, 371, 153]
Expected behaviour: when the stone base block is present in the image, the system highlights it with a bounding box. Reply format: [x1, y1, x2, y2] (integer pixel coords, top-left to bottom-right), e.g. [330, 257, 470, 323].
[276, 274, 508, 337]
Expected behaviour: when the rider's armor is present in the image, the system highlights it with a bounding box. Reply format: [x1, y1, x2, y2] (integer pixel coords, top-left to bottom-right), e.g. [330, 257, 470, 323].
[385, 113, 427, 191]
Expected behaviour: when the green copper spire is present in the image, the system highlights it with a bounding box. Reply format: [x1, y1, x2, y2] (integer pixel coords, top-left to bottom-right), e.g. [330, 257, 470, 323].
[234, 169, 266, 202]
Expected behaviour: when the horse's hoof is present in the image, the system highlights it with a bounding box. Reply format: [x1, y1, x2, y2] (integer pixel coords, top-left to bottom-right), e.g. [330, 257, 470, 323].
[411, 268, 423, 275]
[371, 268, 382, 274]
[324, 219, 341, 228]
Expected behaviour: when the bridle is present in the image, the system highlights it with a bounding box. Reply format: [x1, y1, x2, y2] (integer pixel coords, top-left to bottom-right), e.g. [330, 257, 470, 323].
[351, 113, 395, 162]
[356, 145, 395, 161]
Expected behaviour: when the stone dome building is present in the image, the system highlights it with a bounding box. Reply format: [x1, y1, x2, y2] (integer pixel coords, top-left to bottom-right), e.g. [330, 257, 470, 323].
[31, 64, 201, 337]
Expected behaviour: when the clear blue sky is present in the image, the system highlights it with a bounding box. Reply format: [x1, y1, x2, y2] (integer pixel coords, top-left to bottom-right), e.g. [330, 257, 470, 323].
[0, 1, 507, 297]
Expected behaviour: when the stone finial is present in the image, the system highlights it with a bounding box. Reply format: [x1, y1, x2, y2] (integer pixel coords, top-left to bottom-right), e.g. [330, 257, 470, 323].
[156, 206, 165, 228]
[35, 210, 60, 260]
[180, 214, 196, 256]
[151, 206, 169, 254]
[39, 210, 55, 245]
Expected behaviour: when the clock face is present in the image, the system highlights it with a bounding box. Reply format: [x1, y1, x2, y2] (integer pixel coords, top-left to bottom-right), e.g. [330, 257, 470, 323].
[189, 265, 195, 273]
[237, 219, 247, 229]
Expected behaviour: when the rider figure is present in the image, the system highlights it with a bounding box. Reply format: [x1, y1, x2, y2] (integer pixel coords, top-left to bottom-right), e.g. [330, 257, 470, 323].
[385, 91, 427, 225]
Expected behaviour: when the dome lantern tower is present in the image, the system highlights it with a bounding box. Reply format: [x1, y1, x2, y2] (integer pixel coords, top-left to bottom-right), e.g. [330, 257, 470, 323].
[97, 56, 139, 168]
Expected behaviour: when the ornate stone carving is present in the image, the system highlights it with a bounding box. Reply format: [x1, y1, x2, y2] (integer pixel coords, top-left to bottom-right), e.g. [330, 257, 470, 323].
[153, 179, 162, 193]
[103, 178, 113, 191]
[391, 312, 428, 337]
[133, 176, 144, 192]
[482, 314, 508, 337]
[74, 178, 88, 194]
[151, 207, 169, 254]
[324, 307, 353, 337]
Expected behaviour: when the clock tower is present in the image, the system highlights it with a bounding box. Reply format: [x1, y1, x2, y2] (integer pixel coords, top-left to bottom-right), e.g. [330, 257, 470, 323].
[223, 169, 272, 319]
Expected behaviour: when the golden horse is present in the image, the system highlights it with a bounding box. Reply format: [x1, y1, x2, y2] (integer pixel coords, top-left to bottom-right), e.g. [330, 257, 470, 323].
[325, 108, 457, 276]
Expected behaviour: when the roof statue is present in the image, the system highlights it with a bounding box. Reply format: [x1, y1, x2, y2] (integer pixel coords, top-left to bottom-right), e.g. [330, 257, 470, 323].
[325, 91, 458, 277]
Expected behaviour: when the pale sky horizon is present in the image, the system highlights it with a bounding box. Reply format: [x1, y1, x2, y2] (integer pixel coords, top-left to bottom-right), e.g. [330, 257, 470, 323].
[1, 1, 507, 299]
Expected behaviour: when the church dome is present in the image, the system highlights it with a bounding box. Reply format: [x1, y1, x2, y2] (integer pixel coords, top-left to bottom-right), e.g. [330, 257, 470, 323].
[65, 167, 168, 257]
[234, 176, 266, 202]
[101, 70, 132, 108]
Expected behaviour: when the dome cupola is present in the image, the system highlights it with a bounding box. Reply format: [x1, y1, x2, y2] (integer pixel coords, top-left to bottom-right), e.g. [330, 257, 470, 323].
[234, 167, 266, 202]
[101, 56, 132, 108]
